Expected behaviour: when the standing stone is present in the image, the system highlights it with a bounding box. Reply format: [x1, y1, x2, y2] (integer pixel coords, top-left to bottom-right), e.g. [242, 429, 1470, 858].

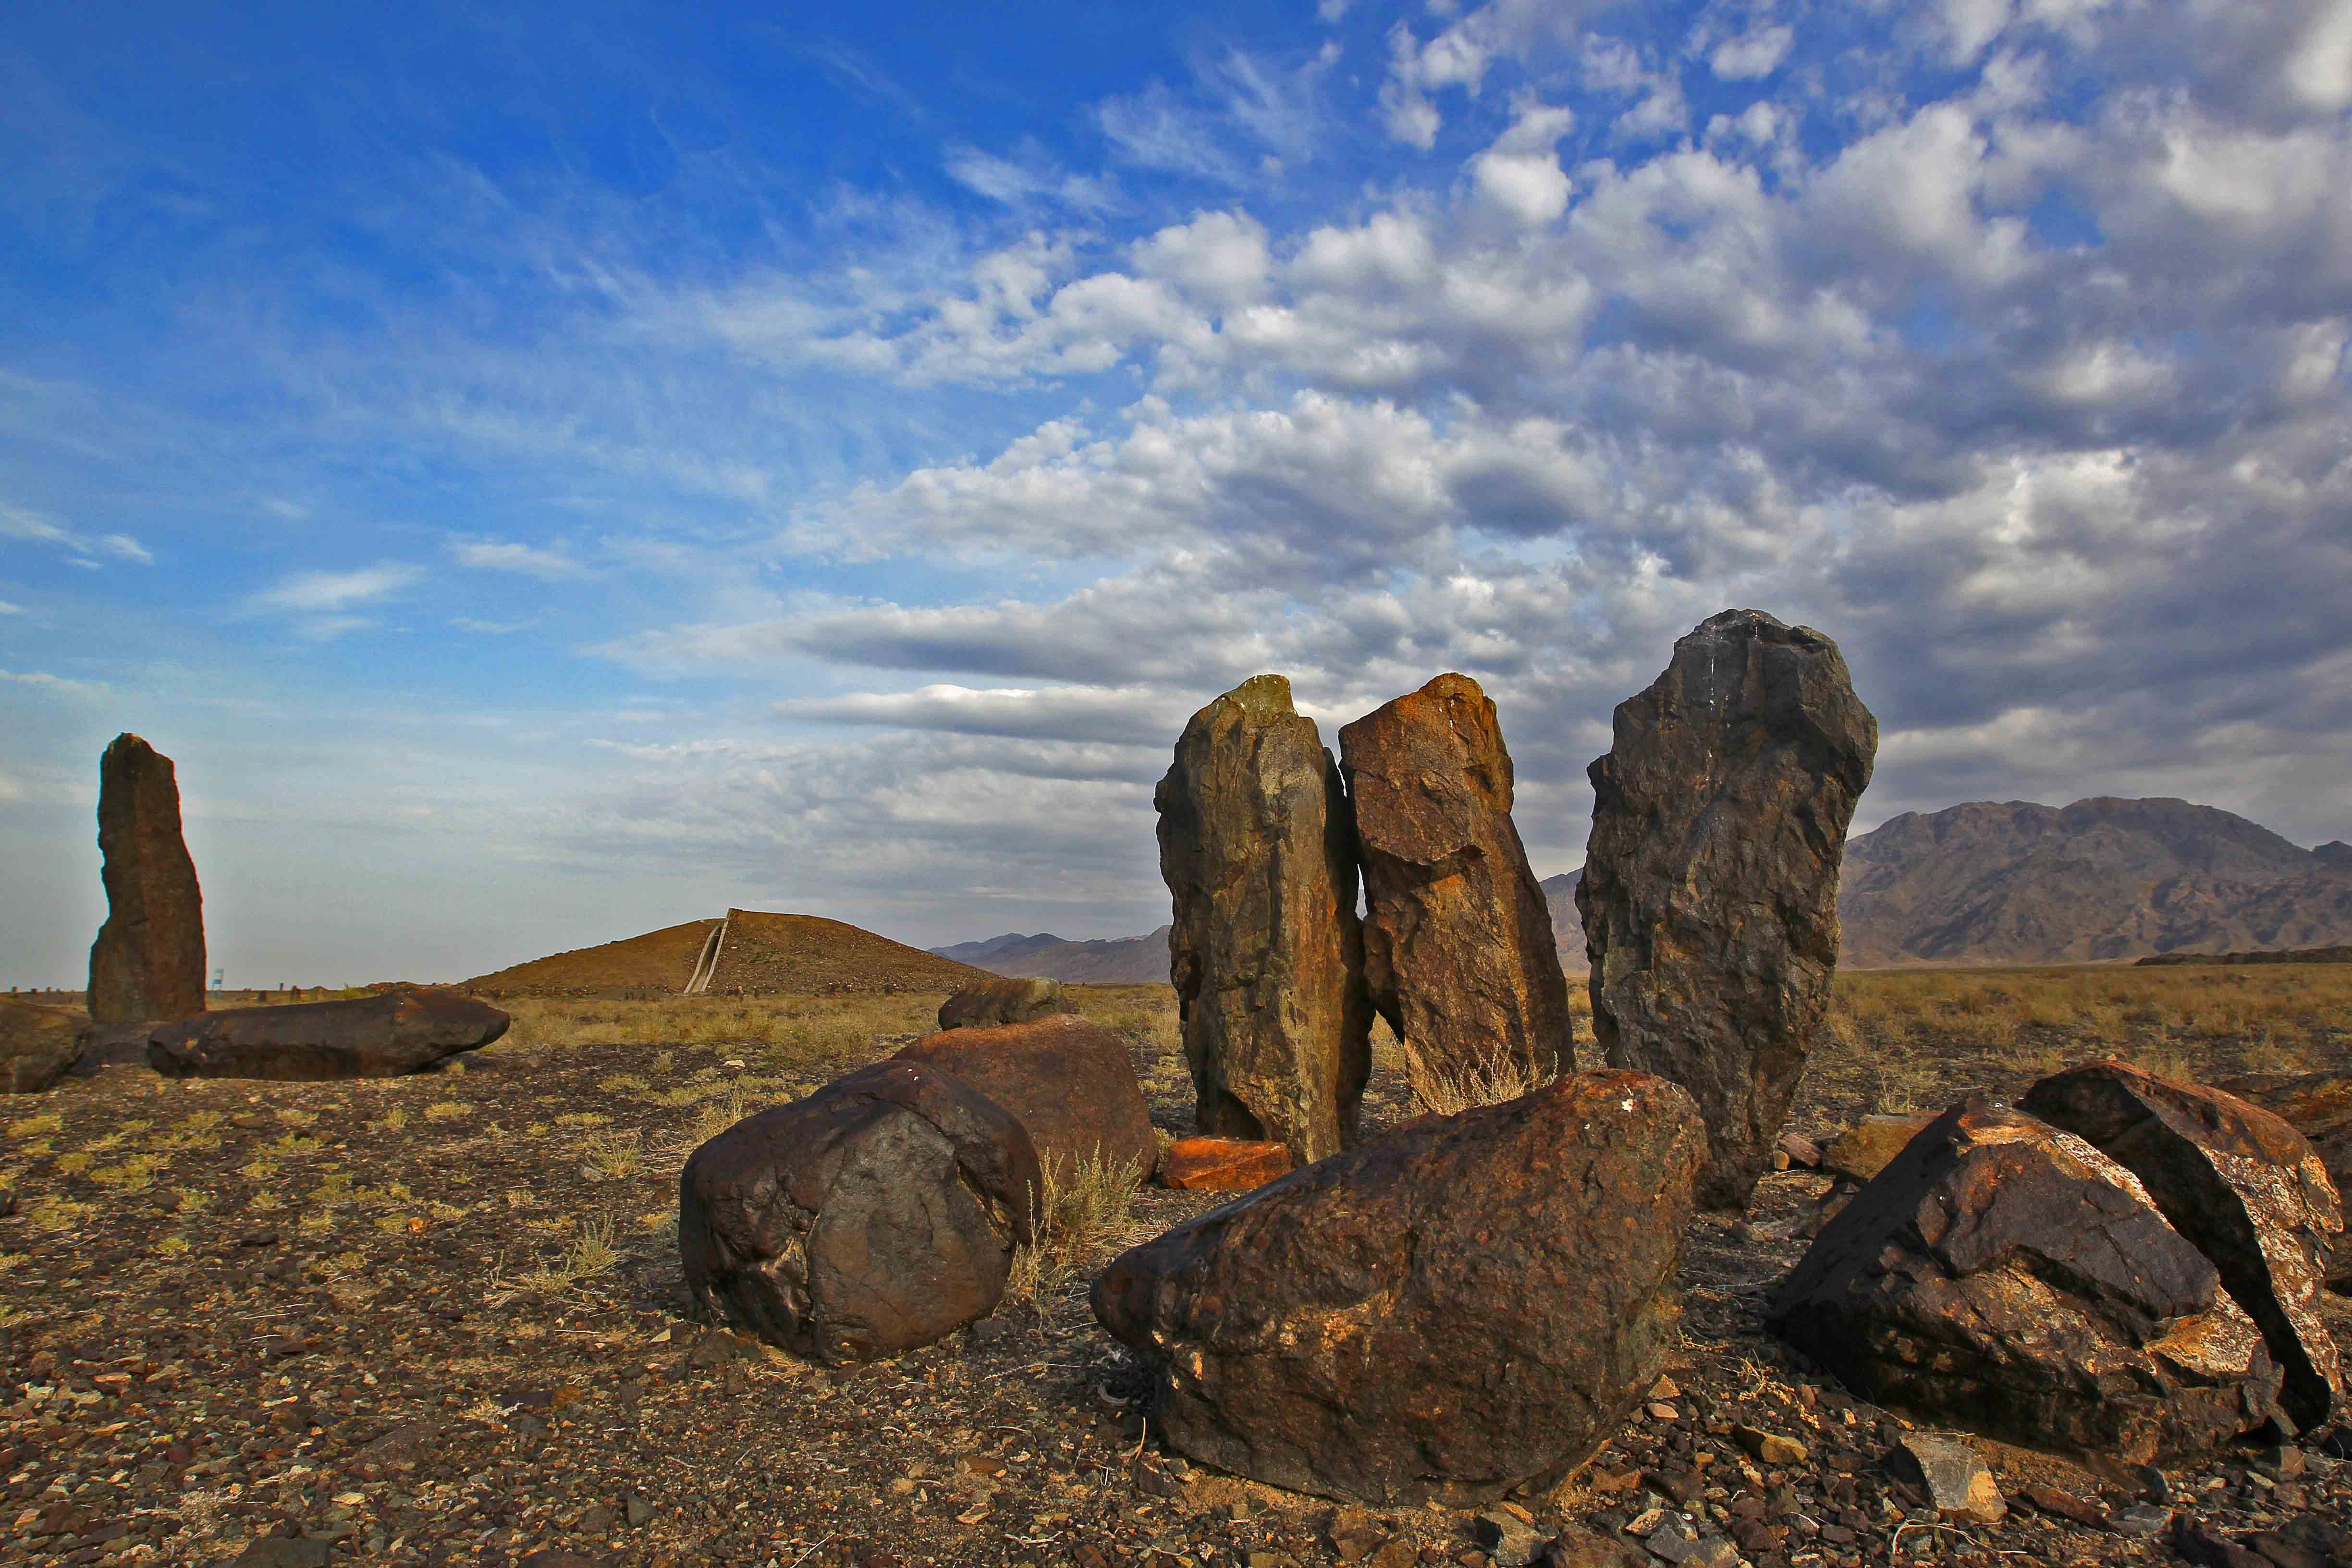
[1156, 674, 1371, 1164]
[1338, 673, 1574, 1089]
[87, 733, 207, 1025]
[1577, 611, 1877, 1211]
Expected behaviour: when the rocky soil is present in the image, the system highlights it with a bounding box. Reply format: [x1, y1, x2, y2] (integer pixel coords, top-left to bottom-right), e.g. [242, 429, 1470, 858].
[1, 989, 2347, 1568]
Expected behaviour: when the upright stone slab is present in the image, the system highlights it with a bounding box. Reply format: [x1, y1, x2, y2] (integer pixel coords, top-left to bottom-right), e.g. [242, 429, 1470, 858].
[1156, 674, 1371, 1164]
[87, 733, 206, 1025]
[1578, 610, 1877, 1212]
[1339, 673, 1573, 1089]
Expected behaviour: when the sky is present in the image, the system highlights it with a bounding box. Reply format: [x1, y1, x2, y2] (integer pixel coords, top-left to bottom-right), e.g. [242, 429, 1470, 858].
[2, 0, 2349, 985]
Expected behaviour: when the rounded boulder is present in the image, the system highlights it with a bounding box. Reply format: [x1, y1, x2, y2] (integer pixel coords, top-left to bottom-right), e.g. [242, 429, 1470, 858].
[894, 1013, 1157, 1183]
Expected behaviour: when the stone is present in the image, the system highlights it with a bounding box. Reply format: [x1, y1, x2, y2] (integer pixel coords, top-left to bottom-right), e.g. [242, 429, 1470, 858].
[1472, 1510, 1544, 1567]
[680, 1059, 1041, 1364]
[1769, 1097, 2283, 1462]
[1336, 673, 1574, 1090]
[1776, 1131, 1822, 1170]
[1576, 611, 1878, 1212]
[1155, 1136, 1295, 1191]
[2016, 1483, 2105, 1527]
[0, 999, 85, 1093]
[2109, 1504, 2173, 1538]
[228, 1540, 333, 1568]
[2172, 1517, 2271, 1568]
[1885, 1433, 2006, 1523]
[937, 977, 1076, 1031]
[1817, 1114, 1935, 1185]
[2214, 1073, 2352, 1292]
[87, 733, 207, 1025]
[147, 991, 510, 1080]
[1537, 1525, 1649, 1568]
[894, 1013, 1156, 1182]
[350, 1420, 440, 1480]
[1156, 674, 1372, 1164]
[1091, 1069, 1703, 1506]
[1734, 1425, 1807, 1466]
[2021, 1059, 2344, 1430]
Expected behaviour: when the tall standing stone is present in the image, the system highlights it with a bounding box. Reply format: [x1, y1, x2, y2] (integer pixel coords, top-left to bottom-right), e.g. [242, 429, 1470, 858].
[87, 733, 207, 1025]
[1577, 610, 1877, 1211]
[1338, 673, 1573, 1089]
[1156, 674, 1371, 1164]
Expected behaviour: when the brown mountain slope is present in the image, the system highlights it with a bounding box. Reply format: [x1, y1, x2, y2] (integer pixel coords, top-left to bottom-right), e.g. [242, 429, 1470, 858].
[465, 919, 722, 995]
[1837, 797, 2352, 966]
[931, 927, 1173, 984]
[471, 911, 995, 996]
[707, 911, 996, 993]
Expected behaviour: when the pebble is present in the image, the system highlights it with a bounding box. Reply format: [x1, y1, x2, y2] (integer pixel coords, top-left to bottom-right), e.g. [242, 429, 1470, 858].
[2108, 1504, 2172, 1538]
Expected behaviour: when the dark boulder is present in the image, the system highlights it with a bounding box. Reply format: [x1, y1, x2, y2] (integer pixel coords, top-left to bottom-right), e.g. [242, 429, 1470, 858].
[147, 992, 509, 1080]
[87, 733, 207, 1025]
[2215, 1072, 2352, 1293]
[937, 976, 1076, 1031]
[2021, 1060, 2342, 1430]
[893, 1013, 1155, 1182]
[1577, 610, 1877, 1211]
[1156, 674, 1372, 1164]
[680, 1060, 1041, 1365]
[1337, 673, 1574, 1090]
[0, 1000, 85, 1093]
[1092, 1070, 1703, 1506]
[1771, 1097, 2281, 1462]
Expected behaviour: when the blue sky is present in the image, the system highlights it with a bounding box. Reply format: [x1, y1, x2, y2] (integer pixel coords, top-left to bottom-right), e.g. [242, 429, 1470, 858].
[3, 0, 2349, 983]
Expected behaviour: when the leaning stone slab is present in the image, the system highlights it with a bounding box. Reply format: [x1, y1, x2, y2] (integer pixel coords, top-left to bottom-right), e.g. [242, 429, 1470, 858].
[2022, 1060, 2343, 1431]
[87, 733, 207, 1025]
[2216, 1072, 2352, 1294]
[1338, 672, 1575, 1090]
[147, 992, 509, 1080]
[893, 1013, 1156, 1183]
[1578, 610, 1877, 1211]
[1771, 1097, 2281, 1462]
[0, 999, 85, 1093]
[1092, 1070, 1703, 1506]
[937, 976, 1076, 1031]
[680, 1060, 1041, 1365]
[1156, 674, 1371, 1164]
[1819, 1113, 1936, 1184]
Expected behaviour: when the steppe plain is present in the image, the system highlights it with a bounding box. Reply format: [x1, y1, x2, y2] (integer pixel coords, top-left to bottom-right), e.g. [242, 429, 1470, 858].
[3, 964, 2349, 1568]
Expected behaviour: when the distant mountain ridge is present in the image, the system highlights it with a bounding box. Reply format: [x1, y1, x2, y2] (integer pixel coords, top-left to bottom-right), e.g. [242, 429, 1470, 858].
[952, 798, 2352, 977]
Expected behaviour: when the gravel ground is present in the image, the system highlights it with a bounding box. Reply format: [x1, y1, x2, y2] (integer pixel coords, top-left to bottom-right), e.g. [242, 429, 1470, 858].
[1, 1003, 2346, 1568]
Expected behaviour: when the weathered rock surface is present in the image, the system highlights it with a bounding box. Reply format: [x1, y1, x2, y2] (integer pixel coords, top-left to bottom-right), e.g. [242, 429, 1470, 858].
[2021, 1060, 2343, 1430]
[0, 1000, 86, 1093]
[1771, 1097, 2281, 1462]
[1819, 1113, 1935, 1184]
[87, 733, 207, 1025]
[893, 1013, 1155, 1182]
[680, 1060, 1041, 1365]
[1155, 1136, 1294, 1191]
[1092, 1070, 1703, 1506]
[1155, 674, 1372, 1164]
[935, 976, 1076, 1031]
[147, 992, 510, 1080]
[1577, 610, 1877, 1212]
[1337, 672, 1574, 1089]
[1886, 1432, 2006, 1523]
[2217, 1072, 2352, 1291]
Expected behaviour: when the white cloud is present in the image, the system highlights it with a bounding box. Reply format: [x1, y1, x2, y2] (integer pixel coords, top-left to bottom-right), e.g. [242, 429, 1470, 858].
[250, 563, 425, 613]
[450, 539, 591, 579]
[774, 683, 1183, 745]
[1708, 24, 1793, 80]
[1469, 99, 1577, 224]
[0, 600, 20, 614]
[0, 503, 152, 566]
[0, 668, 107, 698]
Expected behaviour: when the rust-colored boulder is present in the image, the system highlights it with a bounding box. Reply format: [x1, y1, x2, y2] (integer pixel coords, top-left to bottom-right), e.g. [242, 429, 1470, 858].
[680, 1060, 1041, 1365]
[87, 733, 206, 1025]
[1337, 673, 1574, 1090]
[1820, 1113, 1936, 1184]
[2216, 1072, 2352, 1292]
[1092, 1070, 1704, 1506]
[894, 1013, 1155, 1182]
[2021, 1060, 2343, 1430]
[937, 976, 1076, 1031]
[1771, 1097, 2282, 1462]
[1578, 611, 1878, 1211]
[0, 999, 86, 1093]
[1156, 1137, 1294, 1191]
[1156, 674, 1372, 1164]
[147, 992, 509, 1080]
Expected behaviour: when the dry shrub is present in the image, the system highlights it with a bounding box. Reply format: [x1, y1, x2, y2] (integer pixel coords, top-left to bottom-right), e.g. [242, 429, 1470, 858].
[1005, 1150, 1145, 1300]
[1409, 1045, 1550, 1118]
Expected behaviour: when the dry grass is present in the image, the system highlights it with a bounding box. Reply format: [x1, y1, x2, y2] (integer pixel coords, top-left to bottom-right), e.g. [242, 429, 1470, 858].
[1005, 1150, 1147, 1301]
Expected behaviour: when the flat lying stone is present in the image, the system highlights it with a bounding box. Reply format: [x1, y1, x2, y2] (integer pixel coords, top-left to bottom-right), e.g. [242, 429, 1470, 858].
[1155, 1136, 1295, 1191]
[1818, 1114, 1934, 1184]
[147, 992, 510, 1080]
[1887, 1432, 2006, 1523]
[936, 977, 1075, 1030]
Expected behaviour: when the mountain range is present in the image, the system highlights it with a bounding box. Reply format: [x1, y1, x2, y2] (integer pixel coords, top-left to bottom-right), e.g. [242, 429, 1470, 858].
[939, 797, 2352, 979]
